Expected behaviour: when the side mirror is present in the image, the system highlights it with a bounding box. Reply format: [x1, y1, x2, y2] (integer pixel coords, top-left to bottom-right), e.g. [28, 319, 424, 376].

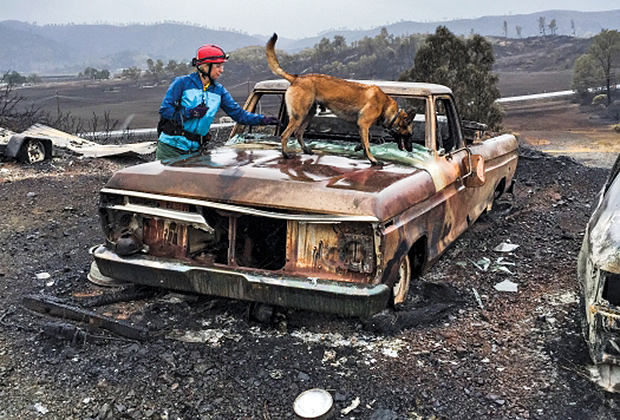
[464, 153, 486, 187]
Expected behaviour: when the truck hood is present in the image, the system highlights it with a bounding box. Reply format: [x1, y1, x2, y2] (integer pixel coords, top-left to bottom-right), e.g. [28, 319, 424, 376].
[104, 142, 436, 221]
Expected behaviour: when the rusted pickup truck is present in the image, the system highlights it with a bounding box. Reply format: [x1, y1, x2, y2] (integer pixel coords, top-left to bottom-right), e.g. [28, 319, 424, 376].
[90, 80, 518, 318]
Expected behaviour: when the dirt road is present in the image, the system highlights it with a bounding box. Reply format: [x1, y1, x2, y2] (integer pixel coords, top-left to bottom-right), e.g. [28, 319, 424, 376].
[502, 97, 620, 168]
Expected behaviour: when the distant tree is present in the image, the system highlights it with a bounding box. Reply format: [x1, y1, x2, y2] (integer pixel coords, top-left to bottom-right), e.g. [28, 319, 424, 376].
[571, 19, 576, 36]
[503, 21, 508, 38]
[165, 60, 178, 74]
[571, 54, 604, 100]
[26, 73, 42, 84]
[80, 67, 110, 80]
[145, 58, 165, 83]
[548, 19, 557, 36]
[161, 60, 191, 77]
[94, 69, 110, 80]
[515, 25, 522, 39]
[586, 29, 620, 105]
[313, 37, 334, 72]
[0, 71, 43, 131]
[538, 17, 547, 36]
[224, 29, 419, 83]
[333, 35, 347, 54]
[399, 26, 502, 129]
[174, 61, 191, 76]
[81, 67, 96, 79]
[2, 71, 27, 85]
[121, 66, 142, 82]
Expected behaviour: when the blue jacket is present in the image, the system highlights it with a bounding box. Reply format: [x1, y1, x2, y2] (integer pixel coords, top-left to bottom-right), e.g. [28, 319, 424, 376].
[158, 72, 264, 152]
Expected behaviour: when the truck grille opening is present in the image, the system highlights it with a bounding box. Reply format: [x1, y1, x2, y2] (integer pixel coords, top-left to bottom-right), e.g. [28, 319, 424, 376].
[235, 215, 287, 270]
[142, 206, 287, 271]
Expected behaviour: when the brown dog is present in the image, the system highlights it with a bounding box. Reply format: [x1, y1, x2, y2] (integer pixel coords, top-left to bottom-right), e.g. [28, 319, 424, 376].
[266, 33, 414, 166]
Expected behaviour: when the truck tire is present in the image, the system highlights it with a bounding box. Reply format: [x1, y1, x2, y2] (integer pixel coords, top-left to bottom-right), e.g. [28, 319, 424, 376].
[17, 138, 47, 164]
[391, 255, 411, 307]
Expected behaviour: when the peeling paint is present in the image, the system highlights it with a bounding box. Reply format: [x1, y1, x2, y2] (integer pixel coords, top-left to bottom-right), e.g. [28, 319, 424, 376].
[578, 153, 620, 392]
[93, 79, 518, 317]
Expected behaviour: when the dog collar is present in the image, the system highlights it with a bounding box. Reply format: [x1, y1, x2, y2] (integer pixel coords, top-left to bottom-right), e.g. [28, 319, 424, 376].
[385, 110, 400, 131]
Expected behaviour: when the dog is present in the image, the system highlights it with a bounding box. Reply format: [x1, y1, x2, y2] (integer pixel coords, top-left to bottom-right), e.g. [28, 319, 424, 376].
[266, 33, 415, 166]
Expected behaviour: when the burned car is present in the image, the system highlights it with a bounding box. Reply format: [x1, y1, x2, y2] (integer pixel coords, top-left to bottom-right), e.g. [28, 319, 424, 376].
[578, 153, 620, 389]
[0, 127, 52, 164]
[90, 80, 518, 318]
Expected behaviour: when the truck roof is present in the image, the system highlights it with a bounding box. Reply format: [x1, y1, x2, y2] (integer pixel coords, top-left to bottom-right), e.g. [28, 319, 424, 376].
[252, 79, 453, 96]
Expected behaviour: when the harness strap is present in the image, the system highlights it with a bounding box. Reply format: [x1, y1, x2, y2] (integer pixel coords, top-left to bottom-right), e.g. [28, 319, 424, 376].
[159, 118, 211, 145]
[385, 109, 400, 131]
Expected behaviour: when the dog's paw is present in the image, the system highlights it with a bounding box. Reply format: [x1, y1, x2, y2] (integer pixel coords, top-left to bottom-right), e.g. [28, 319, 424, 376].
[302, 147, 314, 155]
[370, 160, 384, 167]
[282, 151, 293, 159]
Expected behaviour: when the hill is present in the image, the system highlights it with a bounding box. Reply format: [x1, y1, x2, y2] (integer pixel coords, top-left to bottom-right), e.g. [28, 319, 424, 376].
[492, 35, 591, 72]
[0, 9, 617, 75]
[0, 21, 267, 74]
[285, 9, 620, 51]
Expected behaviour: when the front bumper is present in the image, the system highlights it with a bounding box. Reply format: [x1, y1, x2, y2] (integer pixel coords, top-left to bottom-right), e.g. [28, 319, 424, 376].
[91, 245, 390, 318]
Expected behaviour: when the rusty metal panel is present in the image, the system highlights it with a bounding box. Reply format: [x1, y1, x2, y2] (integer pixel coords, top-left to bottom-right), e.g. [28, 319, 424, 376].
[288, 221, 375, 282]
[103, 152, 437, 221]
[143, 201, 189, 258]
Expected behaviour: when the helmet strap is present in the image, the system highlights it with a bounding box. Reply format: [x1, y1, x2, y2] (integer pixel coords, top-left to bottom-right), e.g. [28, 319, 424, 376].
[208, 63, 214, 85]
[197, 63, 214, 85]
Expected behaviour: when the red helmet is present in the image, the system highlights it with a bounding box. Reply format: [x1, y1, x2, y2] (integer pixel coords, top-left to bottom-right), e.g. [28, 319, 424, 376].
[192, 44, 229, 66]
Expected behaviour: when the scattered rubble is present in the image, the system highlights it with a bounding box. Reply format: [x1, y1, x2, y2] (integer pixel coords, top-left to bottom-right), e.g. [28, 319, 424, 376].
[0, 142, 619, 418]
[0, 124, 155, 163]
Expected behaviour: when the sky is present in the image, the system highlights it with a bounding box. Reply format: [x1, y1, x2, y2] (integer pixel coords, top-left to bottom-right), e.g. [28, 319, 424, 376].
[1, 0, 619, 39]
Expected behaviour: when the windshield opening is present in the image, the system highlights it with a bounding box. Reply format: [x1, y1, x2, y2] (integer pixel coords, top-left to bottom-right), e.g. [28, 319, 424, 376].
[234, 92, 429, 149]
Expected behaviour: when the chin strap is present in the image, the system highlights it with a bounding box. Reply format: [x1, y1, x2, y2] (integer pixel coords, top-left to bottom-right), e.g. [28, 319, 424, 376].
[198, 63, 214, 85]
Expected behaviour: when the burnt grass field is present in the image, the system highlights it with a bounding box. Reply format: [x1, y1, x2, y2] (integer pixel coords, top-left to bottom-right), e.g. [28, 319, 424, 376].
[1, 69, 620, 418]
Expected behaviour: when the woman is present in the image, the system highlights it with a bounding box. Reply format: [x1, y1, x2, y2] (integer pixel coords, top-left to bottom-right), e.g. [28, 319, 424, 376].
[156, 44, 280, 160]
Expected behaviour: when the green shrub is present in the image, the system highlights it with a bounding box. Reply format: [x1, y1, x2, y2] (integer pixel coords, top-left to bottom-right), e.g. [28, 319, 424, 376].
[592, 94, 608, 105]
[613, 123, 620, 133]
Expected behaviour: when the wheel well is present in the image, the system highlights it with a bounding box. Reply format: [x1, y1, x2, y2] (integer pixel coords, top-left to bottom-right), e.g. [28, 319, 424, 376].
[408, 236, 427, 277]
[13, 136, 53, 163]
[494, 177, 506, 199]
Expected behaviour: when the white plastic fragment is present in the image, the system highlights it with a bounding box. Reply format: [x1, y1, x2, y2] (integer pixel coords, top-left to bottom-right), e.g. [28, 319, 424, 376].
[35, 272, 51, 280]
[493, 242, 520, 252]
[472, 288, 485, 310]
[341, 397, 361, 415]
[471, 257, 491, 271]
[33, 403, 49, 414]
[494, 280, 518, 292]
[496, 266, 515, 275]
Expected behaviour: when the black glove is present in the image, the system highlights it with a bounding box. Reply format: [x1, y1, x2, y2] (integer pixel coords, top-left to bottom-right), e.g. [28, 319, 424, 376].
[189, 105, 209, 119]
[261, 116, 282, 126]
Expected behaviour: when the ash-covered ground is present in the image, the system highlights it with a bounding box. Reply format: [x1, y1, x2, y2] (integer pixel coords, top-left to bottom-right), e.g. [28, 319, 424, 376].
[0, 132, 619, 419]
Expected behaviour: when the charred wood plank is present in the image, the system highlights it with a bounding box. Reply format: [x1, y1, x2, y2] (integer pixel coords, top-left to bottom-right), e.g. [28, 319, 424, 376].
[78, 286, 158, 308]
[22, 294, 150, 341]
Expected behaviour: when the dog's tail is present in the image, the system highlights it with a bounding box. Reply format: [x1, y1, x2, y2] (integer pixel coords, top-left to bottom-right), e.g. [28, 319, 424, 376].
[266, 33, 296, 83]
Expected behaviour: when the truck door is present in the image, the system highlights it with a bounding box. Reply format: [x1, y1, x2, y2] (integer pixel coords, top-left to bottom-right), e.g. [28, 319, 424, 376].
[425, 95, 467, 192]
[428, 95, 473, 250]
